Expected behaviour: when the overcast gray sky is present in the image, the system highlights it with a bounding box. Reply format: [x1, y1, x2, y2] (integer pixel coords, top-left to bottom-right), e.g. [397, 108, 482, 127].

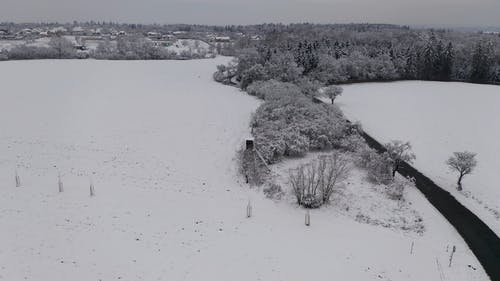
[1, 0, 499, 27]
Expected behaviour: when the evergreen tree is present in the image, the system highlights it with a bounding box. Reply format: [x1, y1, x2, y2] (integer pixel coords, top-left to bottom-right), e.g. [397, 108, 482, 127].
[470, 41, 493, 83]
[419, 36, 436, 80]
[404, 48, 418, 79]
[441, 42, 454, 81]
[433, 40, 445, 79]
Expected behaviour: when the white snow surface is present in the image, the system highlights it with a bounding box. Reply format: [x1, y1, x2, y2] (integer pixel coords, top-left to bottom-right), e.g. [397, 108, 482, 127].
[337, 81, 500, 236]
[0, 62, 489, 281]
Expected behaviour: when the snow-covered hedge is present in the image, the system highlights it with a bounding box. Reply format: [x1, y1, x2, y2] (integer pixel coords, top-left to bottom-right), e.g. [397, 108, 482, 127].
[249, 80, 347, 163]
[246, 79, 303, 100]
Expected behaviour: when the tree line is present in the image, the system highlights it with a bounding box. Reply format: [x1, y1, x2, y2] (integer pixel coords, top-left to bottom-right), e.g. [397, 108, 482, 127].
[220, 24, 500, 86]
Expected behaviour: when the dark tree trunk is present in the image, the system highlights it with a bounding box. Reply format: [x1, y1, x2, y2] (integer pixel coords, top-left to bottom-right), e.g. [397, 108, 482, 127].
[392, 164, 398, 177]
[457, 173, 464, 191]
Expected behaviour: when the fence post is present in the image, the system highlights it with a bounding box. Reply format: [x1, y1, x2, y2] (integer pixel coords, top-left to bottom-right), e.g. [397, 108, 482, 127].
[305, 210, 310, 226]
[246, 200, 252, 218]
[15, 170, 21, 187]
[449, 245, 456, 267]
[58, 173, 64, 193]
[89, 178, 95, 197]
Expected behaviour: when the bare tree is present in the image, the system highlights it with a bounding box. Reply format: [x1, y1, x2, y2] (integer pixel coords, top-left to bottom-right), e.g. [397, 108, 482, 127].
[384, 140, 416, 177]
[289, 165, 305, 204]
[323, 85, 343, 104]
[290, 164, 320, 207]
[303, 162, 321, 206]
[318, 153, 350, 204]
[446, 151, 477, 191]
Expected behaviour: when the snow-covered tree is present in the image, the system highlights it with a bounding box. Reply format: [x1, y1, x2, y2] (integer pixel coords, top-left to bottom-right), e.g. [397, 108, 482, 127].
[240, 64, 268, 89]
[470, 41, 494, 83]
[264, 52, 303, 83]
[49, 36, 75, 58]
[323, 85, 343, 104]
[446, 151, 477, 191]
[384, 140, 416, 177]
[94, 39, 115, 58]
[282, 127, 310, 157]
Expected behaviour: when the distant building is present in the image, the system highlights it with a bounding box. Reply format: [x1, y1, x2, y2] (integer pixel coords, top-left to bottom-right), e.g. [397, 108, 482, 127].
[72, 26, 85, 35]
[206, 34, 217, 42]
[215, 36, 231, 42]
[75, 44, 87, 51]
[49, 26, 68, 35]
[91, 28, 102, 36]
[16, 28, 34, 38]
[162, 34, 175, 40]
[32, 28, 43, 35]
[147, 31, 161, 39]
[251, 35, 262, 41]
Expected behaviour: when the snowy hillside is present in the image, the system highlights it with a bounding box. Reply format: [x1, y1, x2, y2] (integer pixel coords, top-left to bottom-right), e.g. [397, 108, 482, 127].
[337, 81, 500, 236]
[0, 61, 488, 281]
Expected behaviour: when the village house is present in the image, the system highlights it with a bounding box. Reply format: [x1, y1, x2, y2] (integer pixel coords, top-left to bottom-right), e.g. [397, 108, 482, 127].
[49, 26, 68, 35]
[215, 36, 231, 42]
[147, 31, 162, 39]
[72, 26, 86, 36]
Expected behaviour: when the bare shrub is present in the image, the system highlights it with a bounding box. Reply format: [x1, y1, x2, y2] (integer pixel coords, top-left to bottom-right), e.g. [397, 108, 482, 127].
[355, 147, 392, 185]
[355, 146, 376, 168]
[386, 177, 409, 201]
[338, 133, 366, 152]
[289, 152, 350, 208]
[263, 183, 284, 199]
[366, 152, 393, 185]
[317, 153, 350, 204]
[289, 164, 322, 208]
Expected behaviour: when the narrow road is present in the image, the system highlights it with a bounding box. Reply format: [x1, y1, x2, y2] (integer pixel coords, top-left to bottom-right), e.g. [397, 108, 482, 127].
[358, 129, 500, 281]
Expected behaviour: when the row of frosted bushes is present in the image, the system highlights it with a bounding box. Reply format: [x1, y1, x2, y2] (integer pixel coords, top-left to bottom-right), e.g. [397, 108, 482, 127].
[247, 79, 348, 163]
[0, 36, 212, 61]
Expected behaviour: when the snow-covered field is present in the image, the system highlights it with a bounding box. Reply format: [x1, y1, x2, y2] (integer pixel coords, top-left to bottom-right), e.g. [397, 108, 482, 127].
[337, 81, 500, 236]
[0, 61, 488, 281]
